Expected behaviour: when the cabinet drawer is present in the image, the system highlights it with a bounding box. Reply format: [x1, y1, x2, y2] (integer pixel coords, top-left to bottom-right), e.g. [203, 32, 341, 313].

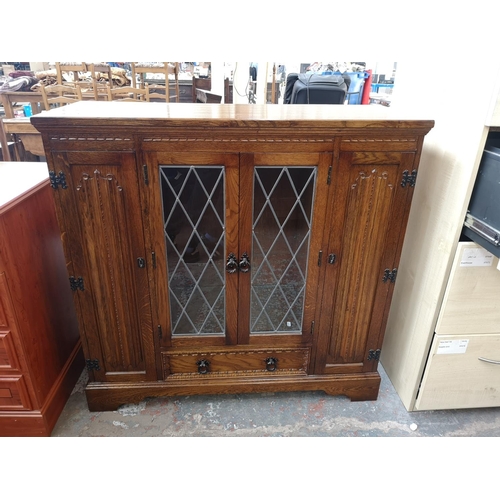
[162, 348, 310, 379]
[415, 333, 500, 410]
[0, 331, 20, 372]
[0, 376, 32, 410]
[436, 242, 500, 335]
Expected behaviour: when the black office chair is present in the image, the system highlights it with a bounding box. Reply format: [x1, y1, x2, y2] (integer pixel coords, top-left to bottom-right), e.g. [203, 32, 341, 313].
[284, 73, 349, 104]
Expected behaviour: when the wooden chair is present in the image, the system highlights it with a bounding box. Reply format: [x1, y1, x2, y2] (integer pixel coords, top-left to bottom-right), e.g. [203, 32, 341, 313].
[55, 62, 87, 85]
[56, 62, 113, 101]
[87, 63, 114, 100]
[40, 84, 83, 110]
[76, 81, 111, 101]
[107, 86, 148, 102]
[131, 62, 180, 102]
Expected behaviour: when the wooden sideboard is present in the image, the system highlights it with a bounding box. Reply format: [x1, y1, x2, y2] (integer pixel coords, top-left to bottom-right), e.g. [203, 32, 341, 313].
[0, 162, 83, 436]
[32, 101, 433, 412]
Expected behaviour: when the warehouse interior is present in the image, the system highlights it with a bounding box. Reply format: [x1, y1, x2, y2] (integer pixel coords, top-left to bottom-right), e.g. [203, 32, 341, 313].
[2, 8, 499, 496]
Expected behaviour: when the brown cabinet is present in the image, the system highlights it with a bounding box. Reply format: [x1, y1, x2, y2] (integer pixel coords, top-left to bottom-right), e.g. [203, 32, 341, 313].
[0, 162, 83, 436]
[32, 102, 433, 411]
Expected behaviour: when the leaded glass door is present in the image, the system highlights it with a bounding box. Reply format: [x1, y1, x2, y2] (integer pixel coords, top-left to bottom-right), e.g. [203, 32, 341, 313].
[152, 153, 239, 348]
[152, 151, 330, 348]
[237, 153, 332, 346]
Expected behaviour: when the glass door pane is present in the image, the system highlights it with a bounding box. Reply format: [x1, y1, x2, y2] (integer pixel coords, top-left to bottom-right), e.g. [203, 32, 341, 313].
[250, 166, 317, 334]
[160, 165, 225, 336]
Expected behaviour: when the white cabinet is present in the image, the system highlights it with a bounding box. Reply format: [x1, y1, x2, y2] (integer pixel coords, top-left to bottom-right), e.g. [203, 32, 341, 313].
[380, 61, 500, 411]
[414, 242, 500, 410]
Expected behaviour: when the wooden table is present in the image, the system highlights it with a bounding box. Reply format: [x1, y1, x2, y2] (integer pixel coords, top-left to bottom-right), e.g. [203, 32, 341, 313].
[0, 91, 44, 118]
[2, 118, 45, 160]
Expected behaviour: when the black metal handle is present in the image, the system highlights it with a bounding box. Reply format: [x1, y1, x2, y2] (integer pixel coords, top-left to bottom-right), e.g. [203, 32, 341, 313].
[226, 253, 238, 274]
[239, 252, 250, 273]
[265, 357, 278, 372]
[196, 359, 210, 374]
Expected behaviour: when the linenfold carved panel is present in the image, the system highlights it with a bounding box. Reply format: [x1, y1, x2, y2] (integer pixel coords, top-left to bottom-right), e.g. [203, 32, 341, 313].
[329, 167, 396, 365]
[75, 167, 145, 373]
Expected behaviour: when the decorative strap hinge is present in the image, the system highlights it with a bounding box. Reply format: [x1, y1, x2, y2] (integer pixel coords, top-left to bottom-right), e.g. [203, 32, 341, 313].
[69, 276, 84, 291]
[49, 171, 68, 189]
[382, 268, 398, 283]
[368, 349, 381, 361]
[401, 169, 417, 188]
[86, 359, 100, 371]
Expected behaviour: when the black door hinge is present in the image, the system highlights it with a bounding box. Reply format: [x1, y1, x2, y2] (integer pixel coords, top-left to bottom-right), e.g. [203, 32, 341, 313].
[368, 349, 381, 361]
[327, 165, 332, 185]
[69, 276, 84, 291]
[382, 268, 398, 283]
[401, 169, 417, 188]
[143, 164, 149, 185]
[49, 171, 68, 190]
[158, 324, 163, 340]
[86, 359, 100, 371]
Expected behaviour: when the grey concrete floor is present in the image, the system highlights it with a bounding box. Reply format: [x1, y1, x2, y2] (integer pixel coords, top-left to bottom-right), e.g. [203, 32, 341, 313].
[50, 363, 500, 437]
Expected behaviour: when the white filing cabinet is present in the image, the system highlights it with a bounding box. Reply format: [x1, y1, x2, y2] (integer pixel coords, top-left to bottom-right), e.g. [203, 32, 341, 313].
[415, 242, 500, 410]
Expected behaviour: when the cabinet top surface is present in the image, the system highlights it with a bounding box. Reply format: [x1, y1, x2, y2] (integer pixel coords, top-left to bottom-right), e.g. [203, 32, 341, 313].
[0, 162, 48, 210]
[31, 101, 434, 132]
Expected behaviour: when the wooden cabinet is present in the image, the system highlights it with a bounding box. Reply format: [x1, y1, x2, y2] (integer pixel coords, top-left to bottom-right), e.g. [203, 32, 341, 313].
[0, 162, 83, 436]
[32, 101, 432, 411]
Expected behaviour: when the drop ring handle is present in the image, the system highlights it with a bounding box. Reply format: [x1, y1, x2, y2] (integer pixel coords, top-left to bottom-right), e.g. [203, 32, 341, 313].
[197, 359, 210, 374]
[265, 357, 278, 372]
[239, 252, 250, 273]
[226, 253, 238, 274]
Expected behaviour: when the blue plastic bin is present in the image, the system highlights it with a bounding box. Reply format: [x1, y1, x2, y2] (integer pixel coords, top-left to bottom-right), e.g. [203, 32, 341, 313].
[333, 71, 369, 105]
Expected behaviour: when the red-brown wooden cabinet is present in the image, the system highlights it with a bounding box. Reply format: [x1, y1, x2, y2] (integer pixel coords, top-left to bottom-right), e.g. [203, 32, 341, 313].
[0, 162, 83, 436]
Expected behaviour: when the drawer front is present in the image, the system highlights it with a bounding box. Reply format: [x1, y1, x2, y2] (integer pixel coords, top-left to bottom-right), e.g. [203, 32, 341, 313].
[0, 273, 22, 374]
[162, 348, 310, 379]
[416, 333, 500, 410]
[0, 332, 20, 372]
[436, 242, 500, 335]
[0, 376, 32, 410]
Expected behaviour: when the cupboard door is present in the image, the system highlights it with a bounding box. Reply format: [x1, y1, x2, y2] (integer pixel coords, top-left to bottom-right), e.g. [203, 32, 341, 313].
[51, 152, 155, 382]
[313, 151, 417, 374]
[238, 153, 332, 347]
[147, 152, 239, 348]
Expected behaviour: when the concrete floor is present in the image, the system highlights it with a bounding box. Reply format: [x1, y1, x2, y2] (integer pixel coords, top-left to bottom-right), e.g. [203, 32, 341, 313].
[50, 363, 500, 437]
